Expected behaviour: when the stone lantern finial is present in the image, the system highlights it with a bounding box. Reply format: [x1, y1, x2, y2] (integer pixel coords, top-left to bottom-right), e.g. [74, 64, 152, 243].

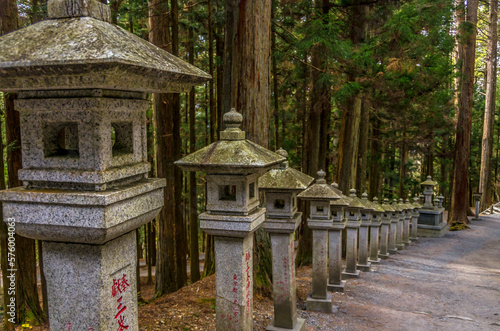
[220, 108, 245, 140]
[48, 0, 111, 22]
[349, 188, 357, 197]
[316, 169, 326, 184]
[373, 197, 379, 204]
[276, 148, 289, 169]
[332, 182, 339, 188]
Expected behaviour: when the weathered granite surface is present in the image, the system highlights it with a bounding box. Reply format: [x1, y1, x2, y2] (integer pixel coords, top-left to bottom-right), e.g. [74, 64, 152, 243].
[0, 178, 165, 244]
[199, 207, 266, 238]
[43, 231, 138, 330]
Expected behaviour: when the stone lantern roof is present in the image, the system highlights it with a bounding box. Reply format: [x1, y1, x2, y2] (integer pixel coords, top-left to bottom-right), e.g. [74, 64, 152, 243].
[361, 192, 376, 211]
[381, 198, 395, 212]
[297, 170, 341, 200]
[258, 148, 314, 191]
[175, 108, 285, 174]
[391, 198, 403, 212]
[412, 195, 423, 208]
[421, 175, 438, 187]
[346, 189, 365, 210]
[371, 197, 385, 214]
[0, 0, 210, 93]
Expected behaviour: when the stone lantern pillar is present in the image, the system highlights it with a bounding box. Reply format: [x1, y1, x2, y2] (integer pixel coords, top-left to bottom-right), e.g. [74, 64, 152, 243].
[438, 194, 445, 209]
[369, 197, 384, 264]
[297, 170, 342, 313]
[379, 199, 395, 258]
[358, 193, 374, 272]
[328, 183, 349, 293]
[341, 189, 365, 279]
[392, 199, 405, 251]
[421, 176, 437, 208]
[472, 192, 482, 221]
[387, 199, 399, 255]
[258, 148, 313, 331]
[175, 109, 284, 330]
[0, 0, 210, 329]
[401, 198, 412, 247]
[410, 196, 422, 241]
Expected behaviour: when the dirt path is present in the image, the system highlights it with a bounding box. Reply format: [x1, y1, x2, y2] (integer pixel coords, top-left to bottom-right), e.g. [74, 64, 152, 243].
[323, 214, 500, 331]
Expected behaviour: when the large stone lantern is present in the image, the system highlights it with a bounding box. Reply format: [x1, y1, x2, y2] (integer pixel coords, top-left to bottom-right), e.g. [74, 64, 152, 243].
[421, 176, 438, 208]
[418, 176, 446, 237]
[258, 148, 313, 331]
[342, 189, 365, 279]
[328, 182, 350, 292]
[175, 108, 284, 330]
[297, 170, 342, 313]
[0, 0, 210, 329]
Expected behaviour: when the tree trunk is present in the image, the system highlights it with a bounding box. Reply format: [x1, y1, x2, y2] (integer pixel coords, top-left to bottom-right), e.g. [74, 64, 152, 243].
[355, 95, 370, 195]
[149, 0, 177, 296]
[208, 0, 216, 142]
[368, 117, 381, 200]
[449, 0, 478, 228]
[188, 23, 200, 283]
[272, 1, 279, 150]
[399, 127, 408, 198]
[479, 0, 497, 210]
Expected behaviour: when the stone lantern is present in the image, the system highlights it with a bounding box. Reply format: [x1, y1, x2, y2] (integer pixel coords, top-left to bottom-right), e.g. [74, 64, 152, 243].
[328, 182, 350, 293]
[358, 192, 375, 272]
[410, 195, 422, 241]
[392, 199, 406, 250]
[0, 0, 210, 329]
[379, 199, 395, 258]
[258, 148, 313, 331]
[418, 176, 446, 237]
[401, 198, 412, 247]
[438, 194, 445, 209]
[421, 176, 438, 208]
[297, 170, 342, 313]
[368, 197, 384, 264]
[175, 108, 284, 330]
[342, 189, 365, 279]
[472, 192, 482, 221]
[387, 199, 400, 254]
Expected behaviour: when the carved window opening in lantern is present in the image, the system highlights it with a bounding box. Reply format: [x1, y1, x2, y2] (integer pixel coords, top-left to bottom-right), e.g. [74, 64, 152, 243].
[43, 122, 80, 159]
[219, 185, 237, 201]
[274, 199, 285, 209]
[249, 182, 255, 199]
[111, 122, 134, 157]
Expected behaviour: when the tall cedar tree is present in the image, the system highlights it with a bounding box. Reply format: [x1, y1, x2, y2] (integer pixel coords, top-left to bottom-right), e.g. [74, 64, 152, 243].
[479, 0, 497, 210]
[449, 0, 479, 228]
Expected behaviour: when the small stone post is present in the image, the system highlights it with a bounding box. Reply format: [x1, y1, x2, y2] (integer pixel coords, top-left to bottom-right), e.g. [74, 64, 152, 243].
[379, 199, 395, 258]
[342, 189, 364, 279]
[0, 0, 209, 329]
[369, 198, 384, 263]
[176, 109, 285, 331]
[410, 196, 422, 241]
[358, 193, 374, 272]
[401, 198, 412, 247]
[438, 194, 445, 209]
[298, 170, 342, 313]
[328, 183, 349, 292]
[472, 192, 482, 221]
[259, 148, 313, 331]
[387, 199, 399, 255]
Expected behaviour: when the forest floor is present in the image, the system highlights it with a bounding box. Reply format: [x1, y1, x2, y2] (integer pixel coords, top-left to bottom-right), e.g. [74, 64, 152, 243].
[7, 213, 500, 330]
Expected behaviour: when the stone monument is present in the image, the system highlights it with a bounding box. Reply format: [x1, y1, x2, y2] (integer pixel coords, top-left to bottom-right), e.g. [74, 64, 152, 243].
[297, 170, 341, 313]
[417, 176, 446, 237]
[0, 0, 210, 329]
[401, 198, 412, 247]
[175, 108, 284, 330]
[327, 182, 350, 292]
[387, 199, 399, 255]
[393, 199, 405, 251]
[342, 189, 364, 279]
[259, 148, 313, 331]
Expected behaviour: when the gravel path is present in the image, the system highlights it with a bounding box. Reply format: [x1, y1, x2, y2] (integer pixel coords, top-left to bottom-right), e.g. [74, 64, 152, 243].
[308, 214, 500, 331]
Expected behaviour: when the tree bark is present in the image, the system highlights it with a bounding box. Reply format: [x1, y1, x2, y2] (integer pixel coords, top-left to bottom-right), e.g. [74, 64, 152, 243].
[368, 117, 381, 200]
[479, 0, 497, 210]
[356, 95, 370, 195]
[449, 0, 478, 228]
[188, 23, 200, 283]
[208, 0, 216, 143]
[149, 0, 177, 296]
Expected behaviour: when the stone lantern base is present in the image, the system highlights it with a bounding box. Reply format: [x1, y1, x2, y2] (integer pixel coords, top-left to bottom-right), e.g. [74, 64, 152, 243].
[43, 231, 138, 331]
[417, 208, 448, 237]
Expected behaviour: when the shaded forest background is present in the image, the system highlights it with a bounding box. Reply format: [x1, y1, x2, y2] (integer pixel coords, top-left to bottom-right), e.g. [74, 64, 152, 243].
[0, 0, 499, 327]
